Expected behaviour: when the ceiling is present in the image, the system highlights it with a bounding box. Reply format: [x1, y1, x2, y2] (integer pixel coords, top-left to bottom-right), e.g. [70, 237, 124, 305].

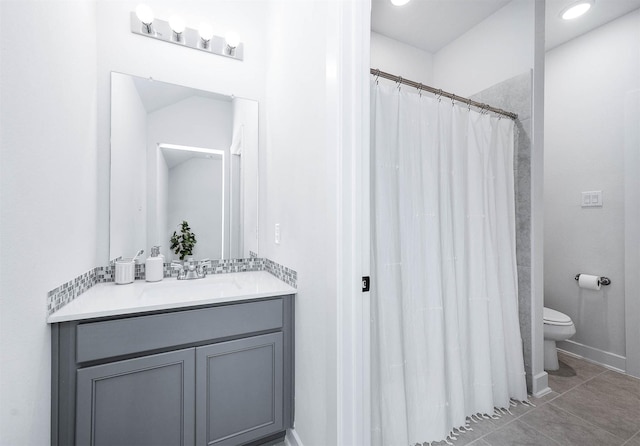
[160, 146, 222, 169]
[545, 0, 640, 50]
[132, 76, 231, 114]
[371, 0, 511, 53]
[371, 0, 640, 53]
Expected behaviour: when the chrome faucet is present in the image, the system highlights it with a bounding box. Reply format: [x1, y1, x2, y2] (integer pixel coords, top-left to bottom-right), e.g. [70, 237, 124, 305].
[171, 258, 211, 280]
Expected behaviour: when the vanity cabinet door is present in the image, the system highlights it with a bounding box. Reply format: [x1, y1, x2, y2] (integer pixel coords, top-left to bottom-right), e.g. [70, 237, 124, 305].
[196, 333, 283, 445]
[76, 348, 195, 446]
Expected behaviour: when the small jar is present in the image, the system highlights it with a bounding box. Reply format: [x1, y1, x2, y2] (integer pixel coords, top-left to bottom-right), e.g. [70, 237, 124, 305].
[115, 259, 135, 285]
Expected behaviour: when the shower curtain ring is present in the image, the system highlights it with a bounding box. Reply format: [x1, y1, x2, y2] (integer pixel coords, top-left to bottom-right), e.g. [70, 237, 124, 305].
[451, 94, 456, 106]
[397, 77, 403, 90]
[374, 69, 380, 84]
[418, 83, 423, 97]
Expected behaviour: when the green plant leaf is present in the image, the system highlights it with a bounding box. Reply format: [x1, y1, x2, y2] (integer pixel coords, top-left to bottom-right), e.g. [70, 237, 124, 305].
[170, 220, 197, 260]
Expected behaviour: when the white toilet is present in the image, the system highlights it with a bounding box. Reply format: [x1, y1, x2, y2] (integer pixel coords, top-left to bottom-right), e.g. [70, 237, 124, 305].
[543, 307, 576, 371]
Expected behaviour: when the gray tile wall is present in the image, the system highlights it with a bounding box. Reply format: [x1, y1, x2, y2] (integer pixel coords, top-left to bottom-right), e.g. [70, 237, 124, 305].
[47, 257, 297, 316]
[471, 71, 533, 391]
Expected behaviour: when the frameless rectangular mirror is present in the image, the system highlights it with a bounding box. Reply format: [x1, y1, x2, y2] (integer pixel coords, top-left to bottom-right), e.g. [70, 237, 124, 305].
[110, 72, 258, 261]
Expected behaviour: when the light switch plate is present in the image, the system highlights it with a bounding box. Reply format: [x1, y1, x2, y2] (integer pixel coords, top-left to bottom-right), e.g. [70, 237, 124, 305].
[582, 190, 603, 208]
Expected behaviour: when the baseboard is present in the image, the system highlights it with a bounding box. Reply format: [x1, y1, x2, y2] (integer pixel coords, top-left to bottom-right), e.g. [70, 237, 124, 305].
[285, 428, 303, 446]
[532, 371, 551, 398]
[558, 340, 626, 373]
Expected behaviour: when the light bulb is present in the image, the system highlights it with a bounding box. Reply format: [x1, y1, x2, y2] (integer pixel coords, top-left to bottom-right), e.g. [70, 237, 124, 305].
[561, 1, 593, 20]
[169, 15, 186, 34]
[199, 22, 214, 41]
[135, 4, 154, 25]
[225, 31, 240, 49]
[390, 0, 411, 6]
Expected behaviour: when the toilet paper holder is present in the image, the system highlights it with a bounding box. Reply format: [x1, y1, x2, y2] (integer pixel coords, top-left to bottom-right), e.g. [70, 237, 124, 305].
[574, 274, 611, 286]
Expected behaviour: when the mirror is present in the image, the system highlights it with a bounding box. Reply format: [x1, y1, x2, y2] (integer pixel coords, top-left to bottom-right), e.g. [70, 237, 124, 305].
[109, 72, 258, 262]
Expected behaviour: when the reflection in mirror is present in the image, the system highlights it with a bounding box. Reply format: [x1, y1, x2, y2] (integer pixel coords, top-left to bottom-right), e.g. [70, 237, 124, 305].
[157, 144, 225, 259]
[110, 72, 258, 262]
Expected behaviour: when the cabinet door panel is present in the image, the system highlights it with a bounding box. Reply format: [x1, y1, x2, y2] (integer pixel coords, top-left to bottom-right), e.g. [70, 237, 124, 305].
[76, 349, 195, 446]
[196, 333, 283, 445]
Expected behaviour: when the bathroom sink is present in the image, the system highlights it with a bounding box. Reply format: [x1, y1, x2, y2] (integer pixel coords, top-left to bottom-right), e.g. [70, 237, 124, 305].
[140, 275, 244, 302]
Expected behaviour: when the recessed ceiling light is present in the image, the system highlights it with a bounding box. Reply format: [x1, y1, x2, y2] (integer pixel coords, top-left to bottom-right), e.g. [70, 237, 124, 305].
[390, 0, 411, 6]
[560, 0, 594, 20]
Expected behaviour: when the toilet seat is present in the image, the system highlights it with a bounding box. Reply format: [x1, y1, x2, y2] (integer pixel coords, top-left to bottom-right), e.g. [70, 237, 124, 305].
[543, 307, 574, 326]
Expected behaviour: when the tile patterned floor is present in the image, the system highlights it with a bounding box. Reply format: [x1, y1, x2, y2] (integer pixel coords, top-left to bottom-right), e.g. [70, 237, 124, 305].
[277, 353, 640, 446]
[430, 352, 640, 446]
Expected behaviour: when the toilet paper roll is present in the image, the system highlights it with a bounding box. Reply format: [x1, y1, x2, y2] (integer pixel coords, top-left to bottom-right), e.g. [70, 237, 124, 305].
[578, 274, 601, 291]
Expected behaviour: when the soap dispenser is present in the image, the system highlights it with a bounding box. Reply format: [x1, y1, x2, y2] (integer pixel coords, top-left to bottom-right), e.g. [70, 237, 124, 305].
[145, 246, 164, 282]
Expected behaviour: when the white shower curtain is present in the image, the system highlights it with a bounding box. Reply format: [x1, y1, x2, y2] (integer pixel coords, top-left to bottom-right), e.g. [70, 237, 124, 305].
[370, 80, 528, 445]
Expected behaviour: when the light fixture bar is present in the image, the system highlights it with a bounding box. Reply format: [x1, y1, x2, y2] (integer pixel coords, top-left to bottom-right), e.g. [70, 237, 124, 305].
[130, 12, 244, 61]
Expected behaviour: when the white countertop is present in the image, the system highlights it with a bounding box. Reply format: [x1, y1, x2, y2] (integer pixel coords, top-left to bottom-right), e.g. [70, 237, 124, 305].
[47, 271, 297, 323]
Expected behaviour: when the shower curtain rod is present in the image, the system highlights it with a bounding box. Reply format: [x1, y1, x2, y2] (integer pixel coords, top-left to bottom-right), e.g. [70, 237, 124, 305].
[371, 68, 518, 120]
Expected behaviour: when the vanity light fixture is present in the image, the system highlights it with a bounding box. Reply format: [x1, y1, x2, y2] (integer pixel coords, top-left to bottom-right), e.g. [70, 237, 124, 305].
[135, 4, 154, 34]
[130, 5, 244, 61]
[169, 15, 186, 43]
[560, 0, 594, 20]
[199, 22, 214, 49]
[225, 32, 240, 56]
[390, 0, 411, 6]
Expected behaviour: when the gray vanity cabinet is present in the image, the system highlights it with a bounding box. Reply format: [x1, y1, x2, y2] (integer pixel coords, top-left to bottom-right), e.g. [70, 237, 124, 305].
[196, 333, 283, 445]
[76, 349, 196, 446]
[51, 296, 294, 446]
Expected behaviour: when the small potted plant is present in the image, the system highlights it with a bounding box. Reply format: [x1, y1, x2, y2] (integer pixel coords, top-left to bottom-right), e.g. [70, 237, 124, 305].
[170, 220, 197, 261]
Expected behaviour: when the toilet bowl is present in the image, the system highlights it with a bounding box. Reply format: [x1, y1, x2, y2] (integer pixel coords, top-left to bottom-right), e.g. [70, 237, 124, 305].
[543, 307, 576, 371]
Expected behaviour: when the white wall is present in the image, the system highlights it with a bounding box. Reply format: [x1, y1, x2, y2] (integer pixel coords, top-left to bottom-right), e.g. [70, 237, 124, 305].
[433, 0, 535, 97]
[531, 0, 547, 396]
[156, 148, 169, 262]
[370, 32, 434, 83]
[168, 157, 223, 260]
[110, 73, 148, 260]
[1, 1, 268, 443]
[544, 9, 640, 368]
[0, 2, 98, 444]
[624, 88, 640, 377]
[231, 98, 260, 258]
[265, 2, 370, 443]
[148, 96, 232, 151]
[265, 1, 341, 443]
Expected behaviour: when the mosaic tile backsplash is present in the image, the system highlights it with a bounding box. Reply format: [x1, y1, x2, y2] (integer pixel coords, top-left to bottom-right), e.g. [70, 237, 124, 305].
[47, 268, 99, 314]
[47, 257, 297, 315]
[264, 258, 297, 288]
